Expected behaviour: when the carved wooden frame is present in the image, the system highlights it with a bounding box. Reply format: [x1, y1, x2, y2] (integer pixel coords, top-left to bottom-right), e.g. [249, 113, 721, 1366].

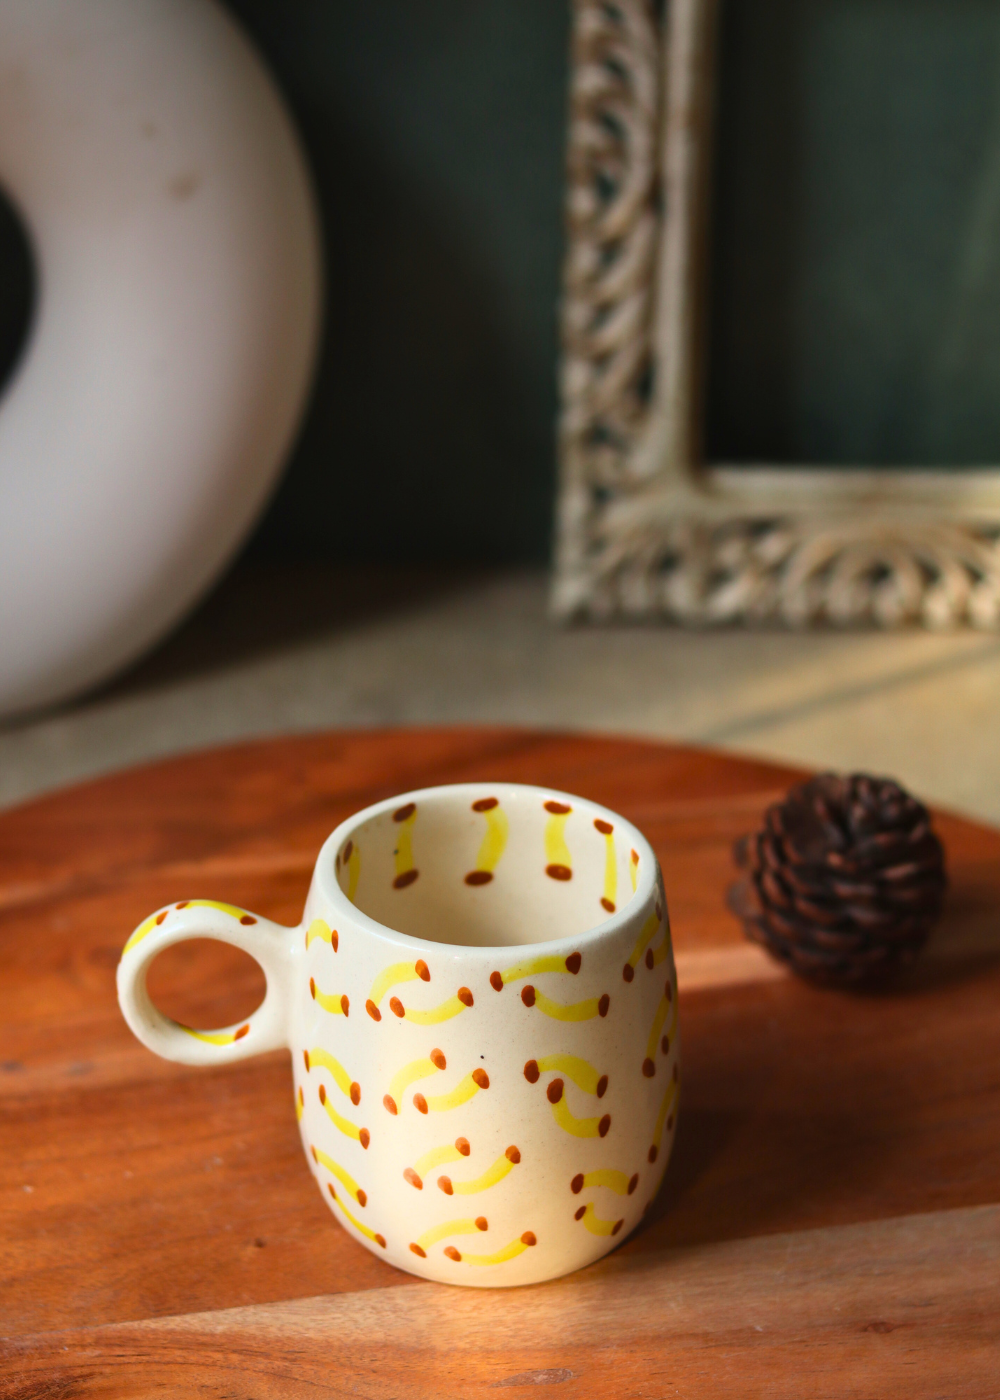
[553, 0, 1000, 627]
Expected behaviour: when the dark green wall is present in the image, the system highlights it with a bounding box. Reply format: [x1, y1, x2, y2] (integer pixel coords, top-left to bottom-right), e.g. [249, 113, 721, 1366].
[707, 0, 1000, 468]
[225, 1, 570, 563]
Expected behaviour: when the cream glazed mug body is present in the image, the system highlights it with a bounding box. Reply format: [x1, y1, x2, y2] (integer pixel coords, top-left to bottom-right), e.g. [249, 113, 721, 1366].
[117, 783, 680, 1287]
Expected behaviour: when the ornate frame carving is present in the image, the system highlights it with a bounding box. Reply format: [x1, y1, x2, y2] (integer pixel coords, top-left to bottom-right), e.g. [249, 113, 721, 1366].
[554, 0, 1000, 628]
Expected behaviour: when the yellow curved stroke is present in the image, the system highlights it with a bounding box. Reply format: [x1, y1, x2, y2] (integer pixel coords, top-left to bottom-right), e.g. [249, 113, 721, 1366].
[496, 955, 578, 986]
[575, 1202, 623, 1237]
[177, 1020, 249, 1046]
[305, 919, 335, 950]
[450, 1236, 534, 1266]
[320, 1091, 367, 1145]
[602, 830, 617, 910]
[530, 989, 606, 1022]
[416, 1217, 486, 1251]
[345, 845, 361, 902]
[645, 993, 678, 1064]
[369, 961, 425, 1008]
[443, 1151, 517, 1195]
[535, 1054, 605, 1096]
[626, 912, 660, 973]
[295, 1086, 304, 1121]
[544, 810, 572, 871]
[551, 1095, 609, 1139]
[389, 1055, 442, 1106]
[578, 1169, 632, 1196]
[122, 899, 254, 955]
[312, 982, 348, 1015]
[394, 808, 417, 881]
[472, 803, 509, 875]
[403, 993, 472, 1026]
[311, 1146, 366, 1206]
[415, 1141, 467, 1177]
[328, 1189, 384, 1247]
[306, 1048, 357, 1099]
[630, 849, 640, 892]
[424, 1072, 485, 1113]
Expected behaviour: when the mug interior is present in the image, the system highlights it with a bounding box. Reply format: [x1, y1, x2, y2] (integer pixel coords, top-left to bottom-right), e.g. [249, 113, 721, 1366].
[332, 785, 643, 948]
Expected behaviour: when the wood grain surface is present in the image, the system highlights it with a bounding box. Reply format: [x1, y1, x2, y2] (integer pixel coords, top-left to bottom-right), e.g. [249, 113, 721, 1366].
[1, 728, 998, 1398]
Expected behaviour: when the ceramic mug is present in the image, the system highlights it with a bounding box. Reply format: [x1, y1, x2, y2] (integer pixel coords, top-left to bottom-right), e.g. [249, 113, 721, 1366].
[117, 783, 679, 1286]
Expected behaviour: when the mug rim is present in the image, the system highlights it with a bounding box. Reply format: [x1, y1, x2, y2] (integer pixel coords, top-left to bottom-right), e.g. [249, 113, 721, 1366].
[315, 781, 658, 957]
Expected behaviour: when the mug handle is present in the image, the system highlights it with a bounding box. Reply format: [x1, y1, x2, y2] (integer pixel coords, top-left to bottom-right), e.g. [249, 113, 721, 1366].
[116, 899, 295, 1066]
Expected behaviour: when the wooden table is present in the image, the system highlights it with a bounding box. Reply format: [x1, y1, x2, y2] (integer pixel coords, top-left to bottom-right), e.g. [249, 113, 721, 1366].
[2, 729, 998, 1397]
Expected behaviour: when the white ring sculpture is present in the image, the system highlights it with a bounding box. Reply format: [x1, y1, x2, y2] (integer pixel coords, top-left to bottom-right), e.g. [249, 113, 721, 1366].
[0, 0, 322, 716]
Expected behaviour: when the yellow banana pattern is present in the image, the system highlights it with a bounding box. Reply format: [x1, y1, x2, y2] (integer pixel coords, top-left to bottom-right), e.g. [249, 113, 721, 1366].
[414, 1137, 470, 1178]
[317, 1083, 370, 1149]
[311, 1145, 367, 1207]
[305, 919, 338, 951]
[519, 985, 610, 1021]
[365, 960, 430, 1020]
[594, 817, 617, 912]
[327, 1183, 385, 1248]
[489, 951, 582, 991]
[383, 1049, 446, 1115]
[543, 800, 573, 881]
[418, 1069, 489, 1114]
[443, 1232, 537, 1266]
[178, 1020, 250, 1046]
[573, 1201, 624, 1236]
[523, 1054, 608, 1098]
[304, 1047, 361, 1104]
[310, 979, 349, 1016]
[410, 1215, 489, 1255]
[465, 797, 510, 885]
[295, 792, 678, 1273]
[122, 899, 258, 956]
[571, 1168, 638, 1197]
[437, 1145, 520, 1196]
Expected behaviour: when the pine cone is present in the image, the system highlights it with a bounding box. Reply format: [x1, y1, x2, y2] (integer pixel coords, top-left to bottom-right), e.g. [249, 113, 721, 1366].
[730, 773, 946, 986]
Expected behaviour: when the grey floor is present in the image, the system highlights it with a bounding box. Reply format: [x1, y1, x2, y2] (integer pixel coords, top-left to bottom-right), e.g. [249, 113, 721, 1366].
[3, 564, 999, 824]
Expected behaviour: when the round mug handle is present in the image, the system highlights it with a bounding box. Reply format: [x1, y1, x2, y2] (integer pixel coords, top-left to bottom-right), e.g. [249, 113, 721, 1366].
[116, 900, 295, 1066]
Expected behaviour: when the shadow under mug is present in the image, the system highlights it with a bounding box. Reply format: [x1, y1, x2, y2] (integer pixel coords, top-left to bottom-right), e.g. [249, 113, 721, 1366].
[117, 782, 680, 1286]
